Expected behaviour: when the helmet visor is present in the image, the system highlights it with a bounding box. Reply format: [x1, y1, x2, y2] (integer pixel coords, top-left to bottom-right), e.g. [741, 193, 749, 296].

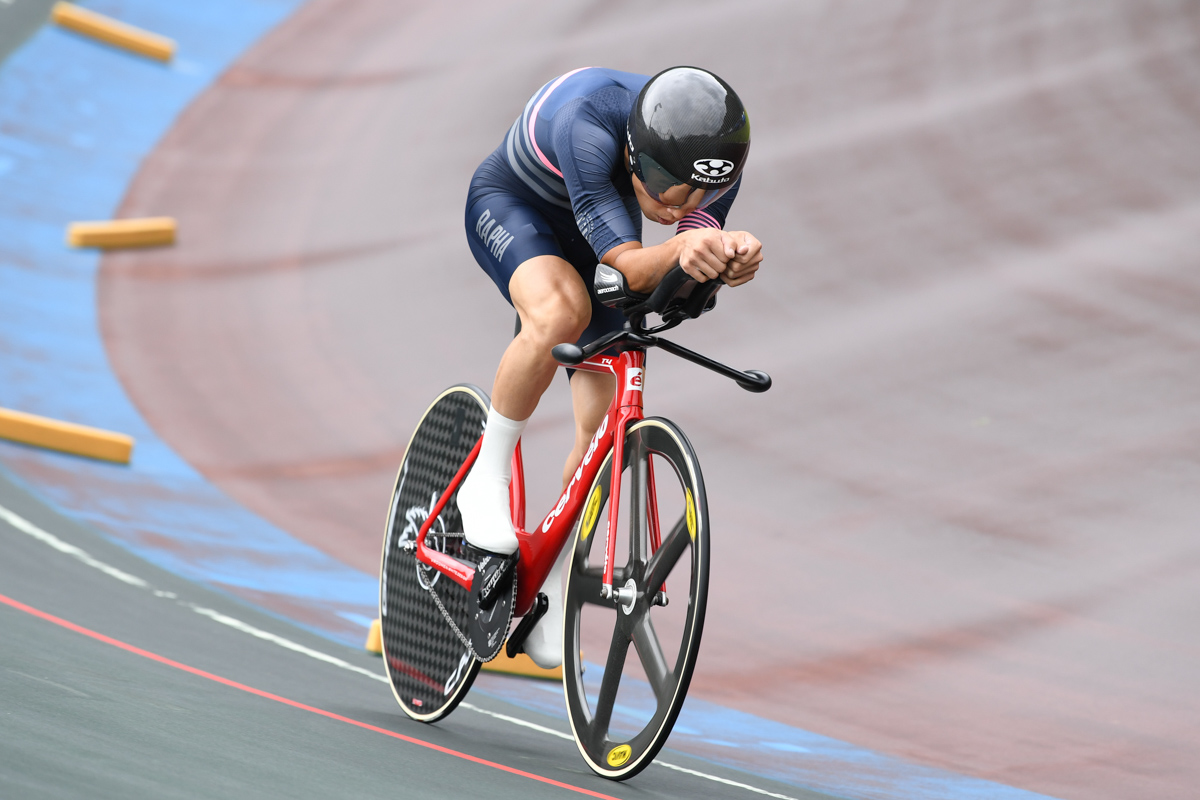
[634, 152, 730, 210]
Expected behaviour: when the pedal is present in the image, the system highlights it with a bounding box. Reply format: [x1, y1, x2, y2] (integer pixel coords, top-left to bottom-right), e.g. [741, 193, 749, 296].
[505, 592, 548, 659]
[464, 546, 519, 611]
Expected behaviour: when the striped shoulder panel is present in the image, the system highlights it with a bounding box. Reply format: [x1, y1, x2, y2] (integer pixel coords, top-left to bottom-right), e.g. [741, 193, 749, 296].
[502, 68, 595, 210]
[504, 79, 570, 208]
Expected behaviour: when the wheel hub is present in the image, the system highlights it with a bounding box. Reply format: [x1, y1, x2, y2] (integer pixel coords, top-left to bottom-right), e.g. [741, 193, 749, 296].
[615, 578, 638, 615]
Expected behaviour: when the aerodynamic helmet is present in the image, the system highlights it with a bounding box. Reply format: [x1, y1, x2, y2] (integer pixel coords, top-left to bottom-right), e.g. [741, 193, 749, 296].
[626, 66, 750, 209]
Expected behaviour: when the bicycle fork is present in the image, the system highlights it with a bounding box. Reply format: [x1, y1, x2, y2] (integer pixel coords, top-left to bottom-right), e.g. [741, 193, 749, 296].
[598, 350, 669, 603]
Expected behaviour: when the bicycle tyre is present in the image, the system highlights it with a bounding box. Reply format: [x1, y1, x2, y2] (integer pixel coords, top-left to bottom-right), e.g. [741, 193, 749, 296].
[562, 417, 709, 779]
[379, 384, 489, 722]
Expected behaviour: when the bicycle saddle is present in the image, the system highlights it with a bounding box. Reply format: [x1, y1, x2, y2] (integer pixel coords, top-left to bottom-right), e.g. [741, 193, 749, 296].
[594, 264, 720, 326]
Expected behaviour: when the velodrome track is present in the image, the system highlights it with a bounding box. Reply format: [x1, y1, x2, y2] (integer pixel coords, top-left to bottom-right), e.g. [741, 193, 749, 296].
[2, 2, 1199, 798]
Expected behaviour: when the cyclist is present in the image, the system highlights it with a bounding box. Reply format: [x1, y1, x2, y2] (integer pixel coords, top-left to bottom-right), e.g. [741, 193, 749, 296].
[457, 66, 762, 668]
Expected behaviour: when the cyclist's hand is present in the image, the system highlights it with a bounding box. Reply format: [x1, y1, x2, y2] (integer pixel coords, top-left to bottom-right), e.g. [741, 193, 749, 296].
[676, 229, 737, 283]
[720, 231, 762, 287]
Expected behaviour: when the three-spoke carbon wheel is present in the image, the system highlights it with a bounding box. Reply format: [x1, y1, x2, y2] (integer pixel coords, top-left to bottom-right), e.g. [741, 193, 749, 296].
[379, 385, 489, 722]
[563, 417, 709, 779]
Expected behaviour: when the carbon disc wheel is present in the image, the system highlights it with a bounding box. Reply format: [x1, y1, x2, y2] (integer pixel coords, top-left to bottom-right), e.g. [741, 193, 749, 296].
[379, 384, 488, 722]
[563, 417, 709, 779]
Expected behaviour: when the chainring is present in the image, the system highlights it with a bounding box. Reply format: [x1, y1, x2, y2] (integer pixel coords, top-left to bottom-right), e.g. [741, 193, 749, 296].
[466, 570, 517, 662]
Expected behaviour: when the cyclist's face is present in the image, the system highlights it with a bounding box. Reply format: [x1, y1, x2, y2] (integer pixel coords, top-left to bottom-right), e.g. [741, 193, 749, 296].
[631, 174, 703, 225]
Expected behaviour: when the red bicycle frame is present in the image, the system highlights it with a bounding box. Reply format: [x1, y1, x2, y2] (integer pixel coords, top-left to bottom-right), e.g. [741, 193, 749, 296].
[412, 349, 654, 616]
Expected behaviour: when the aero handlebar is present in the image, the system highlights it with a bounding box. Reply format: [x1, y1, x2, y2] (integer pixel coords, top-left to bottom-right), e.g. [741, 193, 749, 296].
[552, 264, 773, 393]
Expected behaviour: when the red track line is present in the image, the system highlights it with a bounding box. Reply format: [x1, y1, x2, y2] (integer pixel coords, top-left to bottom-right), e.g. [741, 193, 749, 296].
[0, 592, 619, 800]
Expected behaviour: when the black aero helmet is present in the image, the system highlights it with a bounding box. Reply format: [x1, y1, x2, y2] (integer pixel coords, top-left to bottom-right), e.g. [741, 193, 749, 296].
[627, 66, 750, 209]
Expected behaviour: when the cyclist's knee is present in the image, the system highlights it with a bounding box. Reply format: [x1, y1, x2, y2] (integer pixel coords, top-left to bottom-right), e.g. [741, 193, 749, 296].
[512, 262, 591, 347]
[521, 303, 588, 353]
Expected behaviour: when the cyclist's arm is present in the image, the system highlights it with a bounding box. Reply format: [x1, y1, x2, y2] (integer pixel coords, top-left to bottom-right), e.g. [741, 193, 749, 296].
[601, 232, 739, 292]
[605, 177, 760, 290]
[554, 97, 643, 264]
[676, 177, 739, 232]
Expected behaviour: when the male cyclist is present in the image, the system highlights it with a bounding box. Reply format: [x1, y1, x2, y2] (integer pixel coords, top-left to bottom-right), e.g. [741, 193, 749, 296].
[457, 66, 763, 668]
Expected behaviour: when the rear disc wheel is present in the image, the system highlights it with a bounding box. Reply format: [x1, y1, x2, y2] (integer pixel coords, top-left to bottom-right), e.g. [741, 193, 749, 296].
[379, 384, 488, 722]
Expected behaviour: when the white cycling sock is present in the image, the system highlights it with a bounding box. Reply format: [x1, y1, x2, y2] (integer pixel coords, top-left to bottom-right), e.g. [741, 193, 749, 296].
[458, 406, 527, 555]
[524, 543, 566, 669]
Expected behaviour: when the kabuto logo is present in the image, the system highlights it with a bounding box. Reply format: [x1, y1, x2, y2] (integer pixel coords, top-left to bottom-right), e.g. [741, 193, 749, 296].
[693, 158, 735, 179]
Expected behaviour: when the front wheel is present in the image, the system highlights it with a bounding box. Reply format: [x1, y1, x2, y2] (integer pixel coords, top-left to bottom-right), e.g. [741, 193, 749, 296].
[562, 417, 709, 780]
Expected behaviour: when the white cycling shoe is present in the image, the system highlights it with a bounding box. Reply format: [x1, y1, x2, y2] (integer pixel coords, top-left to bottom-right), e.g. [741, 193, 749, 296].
[523, 598, 563, 669]
[458, 407, 526, 556]
[523, 544, 567, 669]
[457, 469, 519, 556]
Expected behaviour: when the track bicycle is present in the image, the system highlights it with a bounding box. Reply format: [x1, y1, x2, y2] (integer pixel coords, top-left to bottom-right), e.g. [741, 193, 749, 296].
[379, 264, 771, 779]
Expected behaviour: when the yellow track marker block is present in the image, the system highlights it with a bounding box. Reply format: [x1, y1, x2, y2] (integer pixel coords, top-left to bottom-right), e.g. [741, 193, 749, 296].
[365, 619, 382, 655]
[67, 217, 176, 249]
[0, 407, 134, 464]
[481, 650, 563, 681]
[51, 2, 175, 62]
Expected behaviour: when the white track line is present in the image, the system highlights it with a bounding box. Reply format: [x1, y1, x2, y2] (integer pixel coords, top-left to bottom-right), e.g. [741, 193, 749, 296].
[657, 762, 803, 800]
[189, 605, 389, 683]
[0, 501, 802, 800]
[0, 504, 149, 588]
[461, 702, 573, 740]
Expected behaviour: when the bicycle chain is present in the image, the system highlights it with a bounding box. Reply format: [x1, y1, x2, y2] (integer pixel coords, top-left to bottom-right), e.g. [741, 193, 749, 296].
[421, 562, 482, 661]
[420, 556, 517, 664]
[406, 534, 517, 664]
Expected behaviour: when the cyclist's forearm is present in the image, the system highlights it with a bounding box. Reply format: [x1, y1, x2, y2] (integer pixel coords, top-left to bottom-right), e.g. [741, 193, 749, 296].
[603, 240, 682, 293]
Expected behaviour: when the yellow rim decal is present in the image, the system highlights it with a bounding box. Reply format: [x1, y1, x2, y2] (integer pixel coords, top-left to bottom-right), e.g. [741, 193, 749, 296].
[685, 488, 696, 541]
[581, 486, 602, 540]
[606, 744, 632, 767]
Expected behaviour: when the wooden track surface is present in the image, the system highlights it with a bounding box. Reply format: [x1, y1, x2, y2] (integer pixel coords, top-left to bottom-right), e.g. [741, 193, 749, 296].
[99, 3, 1200, 798]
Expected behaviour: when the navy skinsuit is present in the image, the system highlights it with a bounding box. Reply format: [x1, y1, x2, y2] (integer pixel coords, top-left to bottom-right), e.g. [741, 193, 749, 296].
[465, 67, 741, 346]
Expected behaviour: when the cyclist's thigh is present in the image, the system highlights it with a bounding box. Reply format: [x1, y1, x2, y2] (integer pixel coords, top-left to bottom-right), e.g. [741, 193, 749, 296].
[466, 176, 566, 305]
[555, 230, 626, 347]
[508, 254, 594, 329]
[465, 196, 592, 338]
[464, 159, 622, 344]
